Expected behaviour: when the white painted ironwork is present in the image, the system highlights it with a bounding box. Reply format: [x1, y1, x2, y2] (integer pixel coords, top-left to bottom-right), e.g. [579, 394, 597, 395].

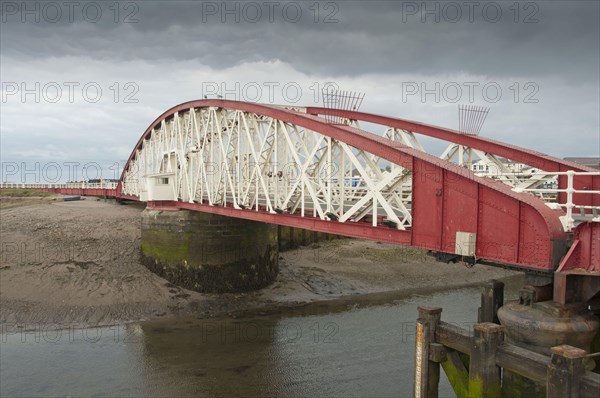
[352, 119, 598, 233]
[120, 106, 413, 229]
[510, 171, 600, 230]
[3, 105, 595, 235]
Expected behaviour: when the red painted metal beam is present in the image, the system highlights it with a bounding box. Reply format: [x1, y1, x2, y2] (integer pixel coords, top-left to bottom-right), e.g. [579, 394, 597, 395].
[35, 188, 118, 197]
[117, 100, 569, 272]
[0, 187, 117, 196]
[558, 222, 600, 273]
[554, 222, 600, 303]
[306, 107, 600, 210]
[305, 107, 596, 174]
[147, 200, 412, 245]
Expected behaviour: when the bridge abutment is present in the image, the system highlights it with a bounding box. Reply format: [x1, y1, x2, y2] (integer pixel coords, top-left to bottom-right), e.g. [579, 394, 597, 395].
[140, 208, 278, 293]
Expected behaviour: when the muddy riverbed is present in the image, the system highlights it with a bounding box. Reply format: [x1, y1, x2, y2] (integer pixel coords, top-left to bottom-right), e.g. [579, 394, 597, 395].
[0, 195, 521, 331]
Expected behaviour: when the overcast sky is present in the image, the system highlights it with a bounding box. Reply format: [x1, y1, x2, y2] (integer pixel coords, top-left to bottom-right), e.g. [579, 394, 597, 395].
[1, 0, 599, 182]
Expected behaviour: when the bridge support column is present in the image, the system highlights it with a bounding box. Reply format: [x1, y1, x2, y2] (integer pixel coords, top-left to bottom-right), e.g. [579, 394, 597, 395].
[140, 208, 278, 293]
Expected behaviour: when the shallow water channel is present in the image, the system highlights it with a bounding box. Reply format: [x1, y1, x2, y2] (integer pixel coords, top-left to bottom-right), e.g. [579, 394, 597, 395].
[1, 276, 524, 397]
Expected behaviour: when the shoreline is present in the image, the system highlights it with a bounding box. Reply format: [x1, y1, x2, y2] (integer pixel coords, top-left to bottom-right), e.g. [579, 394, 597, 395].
[0, 196, 523, 332]
[1, 274, 526, 334]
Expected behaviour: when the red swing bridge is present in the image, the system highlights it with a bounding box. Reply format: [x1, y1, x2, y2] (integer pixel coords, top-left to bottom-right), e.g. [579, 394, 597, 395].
[3, 99, 600, 396]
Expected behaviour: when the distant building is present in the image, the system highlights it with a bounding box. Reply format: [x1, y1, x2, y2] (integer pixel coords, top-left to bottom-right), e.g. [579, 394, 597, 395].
[563, 157, 600, 170]
[470, 159, 526, 174]
[87, 178, 119, 184]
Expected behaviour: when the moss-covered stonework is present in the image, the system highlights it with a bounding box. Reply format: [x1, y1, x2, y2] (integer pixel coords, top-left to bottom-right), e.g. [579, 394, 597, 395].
[140, 209, 278, 293]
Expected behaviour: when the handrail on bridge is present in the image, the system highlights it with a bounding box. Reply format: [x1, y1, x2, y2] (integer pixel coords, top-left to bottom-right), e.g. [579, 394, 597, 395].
[0, 181, 119, 190]
[3, 171, 598, 233]
[506, 170, 600, 231]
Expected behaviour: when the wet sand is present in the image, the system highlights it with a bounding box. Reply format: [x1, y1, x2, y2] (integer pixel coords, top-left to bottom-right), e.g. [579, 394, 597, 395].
[0, 196, 521, 330]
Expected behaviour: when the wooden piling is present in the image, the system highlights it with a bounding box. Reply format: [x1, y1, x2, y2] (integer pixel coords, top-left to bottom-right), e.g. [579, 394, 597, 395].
[413, 299, 600, 397]
[469, 323, 503, 397]
[478, 280, 504, 324]
[547, 345, 588, 398]
[414, 306, 442, 398]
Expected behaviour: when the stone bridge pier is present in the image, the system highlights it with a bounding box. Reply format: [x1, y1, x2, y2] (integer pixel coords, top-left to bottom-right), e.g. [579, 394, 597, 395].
[140, 208, 279, 293]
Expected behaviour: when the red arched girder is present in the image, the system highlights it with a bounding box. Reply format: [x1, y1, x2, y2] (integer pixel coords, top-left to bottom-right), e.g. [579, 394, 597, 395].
[306, 107, 600, 209]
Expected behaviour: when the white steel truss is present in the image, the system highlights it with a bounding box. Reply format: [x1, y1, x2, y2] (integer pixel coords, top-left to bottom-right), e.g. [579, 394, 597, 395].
[4, 105, 596, 233]
[120, 106, 413, 230]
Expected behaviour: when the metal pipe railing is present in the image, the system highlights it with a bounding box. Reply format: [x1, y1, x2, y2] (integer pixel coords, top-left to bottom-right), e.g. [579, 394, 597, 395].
[508, 170, 600, 231]
[0, 182, 119, 190]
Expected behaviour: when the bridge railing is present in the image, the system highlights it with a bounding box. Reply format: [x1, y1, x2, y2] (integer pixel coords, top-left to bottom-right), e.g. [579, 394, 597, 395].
[508, 170, 600, 231]
[0, 181, 119, 190]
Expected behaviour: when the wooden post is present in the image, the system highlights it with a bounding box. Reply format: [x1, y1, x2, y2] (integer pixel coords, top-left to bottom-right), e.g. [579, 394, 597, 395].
[469, 322, 503, 397]
[478, 280, 504, 324]
[414, 306, 442, 398]
[414, 318, 430, 398]
[547, 345, 587, 398]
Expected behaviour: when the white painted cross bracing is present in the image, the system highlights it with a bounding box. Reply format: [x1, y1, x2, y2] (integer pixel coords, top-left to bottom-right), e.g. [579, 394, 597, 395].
[120, 106, 414, 229]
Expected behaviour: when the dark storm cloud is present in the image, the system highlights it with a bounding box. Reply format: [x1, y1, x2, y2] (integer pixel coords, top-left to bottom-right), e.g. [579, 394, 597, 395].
[1, 1, 598, 81]
[1, 0, 598, 169]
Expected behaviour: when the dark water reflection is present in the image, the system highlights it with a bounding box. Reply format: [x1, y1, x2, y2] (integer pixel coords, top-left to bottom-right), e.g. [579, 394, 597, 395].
[1, 275, 524, 397]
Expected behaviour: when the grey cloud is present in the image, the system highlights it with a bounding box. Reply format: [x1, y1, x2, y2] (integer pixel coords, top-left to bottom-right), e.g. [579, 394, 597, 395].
[1, 1, 598, 81]
[0, 0, 598, 173]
